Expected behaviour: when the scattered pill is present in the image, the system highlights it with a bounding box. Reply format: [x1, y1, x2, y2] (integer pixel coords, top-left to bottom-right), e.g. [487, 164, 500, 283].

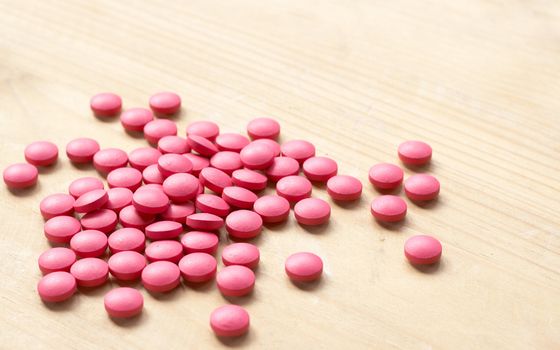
[276, 175, 312, 203]
[251, 138, 281, 156]
[231, 169, 268, 192]
[187, 121, 220, 141]
[149, 92, 181, 115]
[210, 151, 243, 175]
[222, 243, 260, 269]
[104, 187, 133, 213]
[215, 133, 250, 152]
[144, 119, 178, 144]
[73, 189, 108, 213]
[225, 210, 263, 239]
[281, 140, 315, 164]
[216, 265, 255, 296]
[368, 163, 403, 190]
[70, 257, 109, 287]
[107, 167, 142, 191]
[39, 193, 75, 219]
[141, 261, 181, 293]
[187, 135, 219, 157]
[3, 163, 38, 189]
[145, 220, 183, 241]
[66, 138, 100, 163]
[145, 240, 184, 263]
[303, 156, 338, 182]
[80, 209, 118, 233]
[157, 135, 190, 154]
[104, 287, 143, 318]
[181, 231, 219, 255]
[160, 202, 195, 223]
[120, 108, 154, 132]
[221, 186, 258, 209]
[266, 157, 300, 182]
[44, 216, 81, 243]
[158, 153, 193, 177]
[70, 229, 108, 258]
[93, 148, 128, 174]
[132, 186, 170, 214]
[37, 271, 77, 302]
[404, 235, 442, 265]
[68, 177, 104, 198]
[240, 142, 275, 170]
[253, 195, 290, 223]
[370, 195, 407, 222]
[199, 167, 232, 194]
[24, 141, 58, 166]
[186, 213, 224, 231]
[162, 173, 199, 203]
[142, 164, 164, 185]
[108, 227, 146, 254]
[285, 252, 323, 282]
[119, 205, 155, 230]
[196, 194, 231, 217]
[128, 147, 162, 171]
[326, 175, 362, 201]
[90, 93, 122, 117]
[108, 251, 147, 280]
[247, 117, 280, 140]
[38, 247, 77, 275]
[210, 305, 250, 337]
[404, 174, 440, 201]
[398, 140, 432, 166]
[294, 198, 331, 226]
[179, 252, 217, 283]
[183, 153, 210, 176]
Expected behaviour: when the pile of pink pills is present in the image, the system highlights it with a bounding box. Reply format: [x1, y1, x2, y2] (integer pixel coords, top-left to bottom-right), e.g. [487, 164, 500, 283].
[4, 91, 443, 339]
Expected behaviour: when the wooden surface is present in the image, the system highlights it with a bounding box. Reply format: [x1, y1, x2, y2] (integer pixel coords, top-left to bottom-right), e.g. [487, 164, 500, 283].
[1, 1, 560, 349]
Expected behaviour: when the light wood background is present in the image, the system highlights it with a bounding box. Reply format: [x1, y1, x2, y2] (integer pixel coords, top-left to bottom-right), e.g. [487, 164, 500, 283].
[1, 0, 559, 349]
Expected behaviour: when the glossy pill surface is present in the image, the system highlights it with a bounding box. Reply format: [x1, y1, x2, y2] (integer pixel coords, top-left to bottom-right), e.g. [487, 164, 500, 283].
[93, 148, 128, 174]
[80, 209, 118, 233]
[105, 187, 133, 213]
[276, 175, 312, 203]
[145, 240, 184, 263]
[68, 177, 104, 198]
[186, 213, 224, 231]
[240, 142, 275, 170]
[210, 151, 243, 175]
[104, 287, 143, 318]
[294, 198, 331, 226]
[132, 186, 170, 214]
[74, 189, 108, 213]
[157, 135, 190, 154]
[221, 186, 258, 209]
[119, 205, 155, 230]
[186, 121, 220, 141]
[199, 167, 232, 194]
[128, 147, 162, 171]
[216, 265, 255, 296]
[145, 220, 183, 241]
[40, 193, 75, 219]
[158, 153, 193, 177]
[252, 138, 281, 156]
[404, 235, 442, 265]
[108, 227, 146, 254]
[281, 140, 315, 164]
[231, 169, 268, 192]
[253, 195, 290, 223]
[108, 251, 146, 280]
[141, 261, 181, 293]
[142, 164, 165, 185]
[215, 133, 250, 152]
[181, 231, 219, 255]
[144, 119, 178, 144]
[38, 247, 77, 274]
[196, 194, 231, 217]
[178, 252, 217, 283]
[303, 156, 338, 182]
[70, 229, 108, 258]
[70, 257, 109, 287]
[266, 157, 300, 182]
[225, 210, 263, 239]
[398, 140, 432, 165]
[37, 271, 77, 302]
[160, 202, 195, 223]
[183, 153, 210, 176]
[222, 243, 260, 269]
[149, 92, 181, 115]
[66, 138, 100, 163]
[285, 252, 323, 282]
[404, 174, 440, 201]
[187, 135, 219, 157]
[90, 92, 121, 117]
[44, 216, 81, 243]
[3, 163, 38, 189]
[326, 175, 362, 201]
[368, 163, 404, 190]
[24, 141, 58, 166]
[107, 167, 142, 191]
[247, 117, 280, 140]
[370, 195, 407, 222]
[120, 108, 154, 132]
[210, 305, 250, 337]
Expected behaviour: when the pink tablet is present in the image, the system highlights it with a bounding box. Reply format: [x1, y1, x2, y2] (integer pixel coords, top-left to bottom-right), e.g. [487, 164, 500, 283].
[141, 261, 181, 293]
[93, 148, 128, 174]
[368, 163, 403, 190]
[40, 193, 75, 219]
[145, 240, 184, 264]
[222, 243, 260, 269]
[90, 92, 121, 117]
[44, 216, 81, 243]
[80, 209, 118, 233]
[210, 305, 250, 337]
[398, 140, 432, 166]
[160, 202, 196, 223]
[186, 121, 220, 141]
[265, 157, 300, 182]
[108, 251, 147, 280]
[128, 147, 162, 171]
[247, 117, 280, 140]
[104, 287, 143, 318]
[119, 205, 155, 230]
[293, 198, 331, 226]
[120, 107, 154, 132]
[196, 194, 231, 217]
[108, 227, 146, 254]
[285, 252, 323, 282]
[240, 142, 275, 170]
[107, 167, 143, 191]
[38, 247, 77, 275]
[68, 177, 104, 198]
[276, 175, 312, 203]
[104, 187, 133, 213]
[24, 141, 58, 166]
[3, 163, 38, 189]
[70, 257, 109, 287]
[181, 231, 219, 255]
[253, 195, 290, 223]
[231, 169, 268, 192]
[199, 167, 232, 195]
[37, 271, 77, 302]
[186, 213, 224, 231]
[178, 252, 217, 283]
[326, 175, 362, 201]
[215, 133, 250, 152]
[210, 151, 243, 175]
[280, 140, 315, 164]
[404, 174, 440, 201]
[66, 138, 100, 163]
[145, 220, 183, 241]
[221, 186, 258, 209]
[370, 195, 407, 222]
[70, 229, 108, 258]
[225, 210, 263, 239]
[149, 92, 181, 115]
[216, 265, 255, 296]
[404, 235, 442, 265]
[302, 156, 338, 182]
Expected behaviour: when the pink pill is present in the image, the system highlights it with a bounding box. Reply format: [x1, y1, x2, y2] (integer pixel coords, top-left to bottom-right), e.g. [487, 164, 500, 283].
[225, 210, 263, 239]
[266, 156, 300, 182]
[398, 140, 432, 166]
[37, 271, 77, 302]
[183, 153, 210, 176]
[38, 247, 77, 275]
[160, 202, 195, 223]
[187, 135, 219, 157]
[141, 164, 163, 185]
[93, 148, 128, 174]
[404, 174, 440, 201]
[149, 92, 181, 115]
[104, 287, 143, 318]
[178, 252, 217, 283]
[145, 220, 183, 241]
[281, 140, 315, 164]
[252, 138, 281, 156]
[196, 194, 231, 217]
[158, 135, 190, 154]
[108, 251, 147, 280]
[70, 229, 108, 258]
[186, 213, 224, 231]
[142, 261, 181, 293]
[285, 252, 323, 282]
[221, 186, 258, 209]
[222, 243, 259, 269]
[24, 141, 58, 166]
[80, 209, 118, 233]
[294, 198, 331, 226]
[231, 169, 268, 192]
[186, 121, 220, 141]
[158, 153, 193, 177]
[144, 119, 178, 144]
[239, 142, 275, 170]
[303, 156, 338, 182]
[326, 175, 362, 201]
[74, 189, 108, 213]
[90, 92, 122, 117]
[253, 195, 290, 223]
[119, 205, 155, 230]
[181, 231, 219, 255]
[133, 186, 170, 214]
[276, 175, 312, 203]
[217, 265, 255, 296]
[210, 305, 250, 337]
[215, 133, 250, 152]
[404, 235, 442, 265]
[108, 228, 146, 254]
[368, 163, 403, 190]
[210, 151, 243, 175]
[370, 195, 407, 222]
[44, 216, 81, 243]
[120, 108, 154, 132]
[128, 147, 162, 171]
[199, 167, 232, 194]
[162, 173, 199, 203]
[70, 257, 109, 287]
[40, 193, 75, 219]
[107, 167, 142, 191]
[105, 187, 133, 213]
[66, 138, 100, 163]
[3, 163, 38, 189]
[145, 240, 184, 263]
[68, 177, 104, 198]
[247, 117, 280, 140]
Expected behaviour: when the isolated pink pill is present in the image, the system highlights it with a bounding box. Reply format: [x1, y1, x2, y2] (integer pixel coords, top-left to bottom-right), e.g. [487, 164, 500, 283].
[144, 119, 178, 144]
[3, 163, 38, 189]
[215, 133, 250, 152]
[187, 135, 219, 157]
[285, 252, 323, 282]
[221, 186, 258, 210]
[252, 138, 281, 156]
[24, 141, 58, 166]
[199, 167, 232, 195]
[303, 156, 338, 182]
[68, 177, 104, 198]
[178, 252, 217, 283]
[266, 157, 300, 182]
[108, 251, 147, 280]
[160, 202, 195, 223]
[404, 235, 442, 265]
[120, 107, 154, 132]
[44, 216, 81, 243]
[326, 175, 362, 201]
[196, 194, 231, 217]
[142, 261, 181, 293]
[368, 163, 403, 190]
[247, 117, 280, 140]
[276, 175, 312, 203]
[145, 220, 183, 240]
[38, 247, 77, 275]
[370, 195, 407, 222]
[93, 148, 128, 174]
[66, 138, 100, 163]
[70, 229, 108, 258]
[181, 231, 219, 255]
[183, 153, 210, 176]
[210, 151, 243, 175]
[158, 153, 193, 177]
[145, 240, 184, 263]
[281, 140, 315, 164]
[119, 205, 155, 230]
[149, 92, 181, 115]
[186, 213, 224, 231]
[90, 92, 121, 117]
[231, 169, 268, 192]
[70, 257, 109, 287]
[108, 227, 146, 254]
[37, 271, 77, 302]
[225, 210, 263, 239]
[404, 174, 440, 201]
[104, 287, 143, 318]
[398, 140, 432, 166]
[157, 135, 190, 154]
[40, 193, 75, 219]
[74, 189, 108, 213]
[217, 265, 255, 296]
[107, 167, 142, 191]
[222, 243, 260, 269]
[240, 142, 275, 170]
[80, 209, 118, 233]
[105, 187, 133, 213]
[253, 195, 290, 223]
[186, 121, 220, 141]
[210, 305, 250, 337]
[132, 186, 170, 214]
[294, 198, 331, 226]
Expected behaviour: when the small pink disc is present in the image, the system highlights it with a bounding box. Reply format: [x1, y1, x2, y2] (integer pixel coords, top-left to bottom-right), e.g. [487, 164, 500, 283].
[326, 175, 362, 201]
[225, 210, 263, 239]
[187, 135, 219, 157]
[303, 156, 338, 182]
[108, 251, 147, 280]
[247, 117, 280, 140]
[294, 198, 331, 226]
[186, 213, 224, 231]
[104, 187, 133, 213]
[120, 108, 154, 132]
[108, 227, 146, 253]
[68, 177, 104, 198]
[285, 252, 323, 282]
[37, 271, 77, 302]
[276, 175, 312, 203]
[70, 229, 108, 258]
[3, 163, 38, 189]
[107, 167, 142, 191]
[281, 140, 315, 164]
[141, 261, 181, 293]
[149, 92, 181, 115]
[38, 247, 77, 274]
[404, 235, 442, 265]
[368, 163, 404, 190]
[183, 153, 210, 176]
[104, 287, 143, 318]
[158, 153, 193, 177]
[40, 193, 75, 219]
[24, 141, 58, 166]
[196, 194, 231, 217]
[222, 243, 259, 269]
[145, 220, 183, 240]
[186, 121, 220, 141]
[210, 305, 250, 337]
[253, 195, 290, 223]
[404, 174, 440, 201]
[144, 119, 178, 144]
[132, 186, 170, 214]
[93, 148, 128, 174]
[210, 151, 243, 175]
[160, 202, 195, 223]
[128, 147, 162, 171]
[221, 186, 258, 209]
[199, 167, 232, 194]
[158, 135, 190, 154]
[215, 133, 250, 152]
[231, 169, 268, 192]
[142, 164, 164, 184]
[44, 216, 81, 243]
[181, 231, 219, 254]
[239, 142, 275, 170]
[162, 173, 200, 203]
[119, 205, 155, 230]
[251, 139, 281, 156]
[398, 140, 432, 166]
[80, 209, 118, 233]
[266, 157, 300, 182]
[216, 265, 255, 296]
[66, 138, 100, 163]
[70, 257, 109, 287]
[73, 189, 108, 213]
[371, 195, 407, 222]
[178, 252, 217, 283]
[145, 240, 184, 263]
[90, 92, 122, 117]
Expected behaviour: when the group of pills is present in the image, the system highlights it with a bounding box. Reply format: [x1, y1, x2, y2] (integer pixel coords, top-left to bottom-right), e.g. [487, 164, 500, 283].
[3, 91, 442, 338]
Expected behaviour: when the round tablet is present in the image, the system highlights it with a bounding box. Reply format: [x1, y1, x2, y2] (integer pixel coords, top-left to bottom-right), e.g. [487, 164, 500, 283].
[217, 265, 255, 296]
[158, 135, 190, 154]
[294, 198, 331, 226]
[66, 138, 100, 163]
[24, 141, 58, 166]
[222, 243, 259, 269]
[303, 156, 338, 182]
[90, 92, 121, 117]
[285, 252, 323, 282]
[37, 271, 76, 302]
[128, 147, 162, 171]
[145, 220, 183, 241]
[149, 92, 181, 115]
[210, 151, 243, 175]
[68, 177, 104, 198]
[276, 175, 312, 203]
[210, 305, 250, 337]
[44, 216, 81, 243]
[281, 140, 315, 164]
[187, 135, 219, 157]
[196, 194, 231, 217]
[160, 202, 195, 223]
[120, 108, 154, 132]
[186, 213, 224, 231]
[158, 153, 193, 177]
[183, 153, 210, 176]
[144, 119, 178, 144]
[247, 117, 280, 140]
[251, 138, 281, 156]
[93, 148, 128, 174]
[108, 228, 145, 254]
[221, 186, 258, 209]
[40, 193, 75, 219]
[240, 142, 275, 170]
[266, 157, 300, 182]
[371, 195, 407, 222]
[178, 253, 217, 283]
[3, 163, 38, 189]
[253, 195, 290, 223]
[199, 167, 232, 194]
[140, 165, 162, 185]
[181, 231, 219, 255]
[70, 230, 108, 258]
[107, 167, 142, 191]
[187, 121, 220, 141]
[38, 247, 77, 274]
[404, 235, 442, 265]
[73, 189, 108, 213]
[132, 186, 170, 214]
[145, 240, 184, 263]
[70, 257, 109, 287]
[404, 174, 440, 201]
[105, 187, 133, 213]
[104, 287, 143, 318]
[326, 175, 362, 201]
[398, 140, 432, 166]
[215, 133, 250, 152]
[108, 251, 147, 280]
[225, 210, 262, 239]
[231, 169, 268, 191]
[161, 173, 199, 203]
[368, 163, 404, 190]
[119, 205, 155, 230]
[80, 209, 118, 233]
[141, 261, 181, 293]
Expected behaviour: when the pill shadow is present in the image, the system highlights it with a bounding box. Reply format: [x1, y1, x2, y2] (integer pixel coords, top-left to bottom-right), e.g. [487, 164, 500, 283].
[7, 183, 41, 197]
[42, 295, 79, 312]
[411, 259, 444, 275]
[216, 332, 250, 347]
[409, 197, 440, 210]
[125, 129, 145, 140]
[37, 161, 62, 175]
[77, 282, 113, 297]
[263, 220, 289, 232]
[154, 109, 184, 121]
[184, 279, 216, 292]
[227, 234, 263, 246]
[371, 186, 402, 195]
[374, 218, 406, 232]
[403, 162, 435, 172]
[146, 284, 185, 301]
[222, 291, 256, 306]
[94, 114, 120, 123]
[299, 222, 330, 235]
[110, 311, 146, 328]
[70, 162, 95, 171]
[113, 278, 142, 289]
[289, 277, 324, 291]
[332, 197, 364, 210]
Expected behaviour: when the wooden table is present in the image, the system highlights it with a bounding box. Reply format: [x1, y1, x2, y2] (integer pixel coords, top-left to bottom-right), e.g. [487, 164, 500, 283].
[1, 1, 559, 349]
